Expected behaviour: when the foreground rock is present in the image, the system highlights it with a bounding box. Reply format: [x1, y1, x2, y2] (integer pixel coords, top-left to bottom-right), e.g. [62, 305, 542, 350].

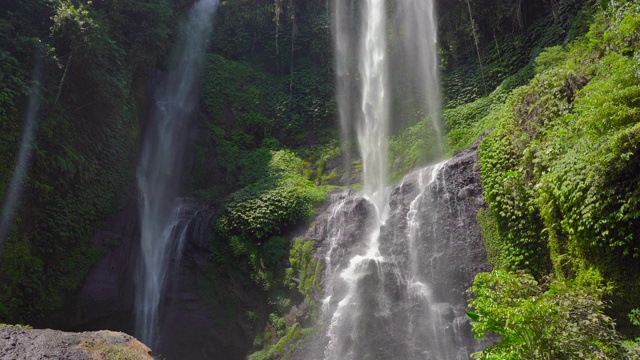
[0, 326, 152, 360]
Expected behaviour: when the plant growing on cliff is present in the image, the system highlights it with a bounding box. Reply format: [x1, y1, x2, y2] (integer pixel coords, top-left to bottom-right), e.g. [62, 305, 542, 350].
[474, 2, 640, 331]
[215, 149, 327, 243]
[467, 270, 635, 359]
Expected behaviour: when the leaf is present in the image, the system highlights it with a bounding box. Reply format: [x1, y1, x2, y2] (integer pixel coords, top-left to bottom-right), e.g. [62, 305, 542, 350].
[467, 310, 480, 321]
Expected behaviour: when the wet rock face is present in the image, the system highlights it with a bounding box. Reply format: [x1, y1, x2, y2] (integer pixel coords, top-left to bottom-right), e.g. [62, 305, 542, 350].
[382, 139, 489, 304]
[294, 139, 491, 360]
[0, 326, 152, 360]
[306, 190, 377, 272]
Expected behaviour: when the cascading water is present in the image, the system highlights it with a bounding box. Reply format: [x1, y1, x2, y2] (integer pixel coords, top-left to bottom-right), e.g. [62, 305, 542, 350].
[324, 0, 390, 358]
[135, 0, 218, 348]
[307, 154, 489, 359]
[312, 0, 488, 359]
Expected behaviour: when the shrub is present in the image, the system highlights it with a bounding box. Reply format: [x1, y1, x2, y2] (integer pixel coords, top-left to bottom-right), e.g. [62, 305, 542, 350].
[468, 270, 635, 359]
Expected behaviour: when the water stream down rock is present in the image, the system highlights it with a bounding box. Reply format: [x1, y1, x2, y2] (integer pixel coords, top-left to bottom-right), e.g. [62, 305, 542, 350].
[294, 139, 491, 359]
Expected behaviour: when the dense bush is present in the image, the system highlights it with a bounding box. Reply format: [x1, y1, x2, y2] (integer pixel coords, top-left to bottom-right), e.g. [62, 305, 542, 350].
[214, 150, 327, 244]
[468, 270, 638, 359]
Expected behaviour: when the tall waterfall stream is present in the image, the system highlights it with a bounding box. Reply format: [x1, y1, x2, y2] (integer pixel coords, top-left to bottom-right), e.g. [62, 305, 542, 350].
[316, 0, 488, 358]
[135, 0, 219, 348]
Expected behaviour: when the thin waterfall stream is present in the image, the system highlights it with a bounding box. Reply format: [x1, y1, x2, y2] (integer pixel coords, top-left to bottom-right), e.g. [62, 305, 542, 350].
[0, 57, 42, 249]
[135, 0, 219, 348]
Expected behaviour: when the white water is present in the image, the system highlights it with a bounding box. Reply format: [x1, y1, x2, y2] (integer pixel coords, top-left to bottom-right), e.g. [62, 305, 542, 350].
[333, 0, 358, 183]
[404, 161, 461, 359]
[406, 161, 447, 278]
[135, 0, 218, 348]
[316, 160, 483, 359]
[358, 0, 389, 215]
[0, 59, 41, 249]
[325, 0, 449, 358]
[326, 1, 390, 358]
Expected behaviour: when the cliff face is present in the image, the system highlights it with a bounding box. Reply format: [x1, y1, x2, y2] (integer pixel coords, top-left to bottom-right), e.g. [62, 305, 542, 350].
[46, 200, 264, 360]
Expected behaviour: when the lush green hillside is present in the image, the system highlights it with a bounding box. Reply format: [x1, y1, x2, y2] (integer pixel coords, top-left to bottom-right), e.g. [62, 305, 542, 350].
[439, 1, 640, 357]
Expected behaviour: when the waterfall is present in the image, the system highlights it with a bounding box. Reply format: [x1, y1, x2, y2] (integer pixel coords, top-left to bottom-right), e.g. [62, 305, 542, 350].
[317, 0, 485, 359]
[135, 0, 218, 348]
[358, 0, 390, 215]
[325, 1, 389, 358]
[0, 56, 41, 249]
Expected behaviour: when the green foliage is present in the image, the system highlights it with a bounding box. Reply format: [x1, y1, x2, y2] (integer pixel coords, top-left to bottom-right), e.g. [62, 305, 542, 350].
[476, 208, 503, 269]
[440, 0, 590, 107]
[477, 1, 640, 278]
[194, 50, 336, 194]
[443, 81, 511, 154]
[249, 323, 304, 360]
[630, 310, 640, 328]
[215, 150, 327, 243]
[0, 0, 181, 323]
[468, 270, 636, 359]
[478, 84, 554, 276]
[286, 239, 322, 317]
[244, 239, 322, 359]
[211, 149, 327, 292]
[389, 118, 441, 180]
[454, 1, 640, 337]
[295, 137, 342, 185]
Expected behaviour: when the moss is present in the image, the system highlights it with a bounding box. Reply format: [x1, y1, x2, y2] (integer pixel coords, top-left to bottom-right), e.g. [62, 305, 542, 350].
[80, 337, 151, 360]
[287, 239, 322, 318]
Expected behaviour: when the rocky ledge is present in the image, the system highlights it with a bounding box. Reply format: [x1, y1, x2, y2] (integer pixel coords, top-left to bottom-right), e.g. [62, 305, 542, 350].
[0, 326, 152, 360]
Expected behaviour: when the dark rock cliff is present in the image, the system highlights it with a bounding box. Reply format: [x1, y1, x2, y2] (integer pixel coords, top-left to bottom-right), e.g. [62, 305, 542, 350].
[45, 198, 264, 360]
